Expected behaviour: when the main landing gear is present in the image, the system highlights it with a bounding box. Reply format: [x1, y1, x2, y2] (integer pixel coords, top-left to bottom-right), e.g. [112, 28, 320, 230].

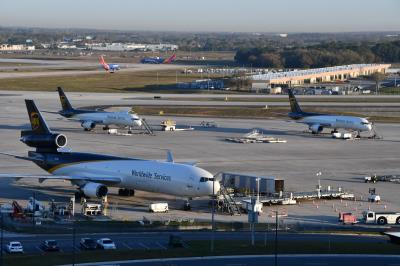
[74, 190, 84, 202]
[118, 188, 135, 196]
[183, 199, 191, 211]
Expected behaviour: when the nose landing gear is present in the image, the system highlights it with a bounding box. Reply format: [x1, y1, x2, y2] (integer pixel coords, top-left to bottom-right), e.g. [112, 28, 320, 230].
[183, 199, 191, 211]
[118, 188, 135, 196]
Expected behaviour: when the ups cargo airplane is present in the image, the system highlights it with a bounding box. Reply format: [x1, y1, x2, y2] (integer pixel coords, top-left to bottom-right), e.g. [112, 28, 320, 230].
[0, 100, 219, 204]
[56, 87, 142, 131]
[287, 89, 373, 137]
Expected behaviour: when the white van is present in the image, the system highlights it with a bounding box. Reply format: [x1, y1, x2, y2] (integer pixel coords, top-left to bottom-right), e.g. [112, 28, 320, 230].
[149, 203, 169, 213]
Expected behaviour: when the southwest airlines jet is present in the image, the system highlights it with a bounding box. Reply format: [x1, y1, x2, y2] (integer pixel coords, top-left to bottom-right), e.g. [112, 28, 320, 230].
[141, 54, 176, 64]
[99, 55, 120, 72]
[287, 89, 373, 137]
[0, 100, 219, 205]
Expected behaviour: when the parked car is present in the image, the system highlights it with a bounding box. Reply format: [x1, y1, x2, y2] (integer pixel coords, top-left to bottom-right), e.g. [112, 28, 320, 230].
[41, 240, 59, 251]
[6, 241, 23, 253]
[80, 238, 97, 250]
[96, 238, 116, 250]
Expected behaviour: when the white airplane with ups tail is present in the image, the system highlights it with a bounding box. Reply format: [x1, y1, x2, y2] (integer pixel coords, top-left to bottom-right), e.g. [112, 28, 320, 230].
[287, 89, 373, 137]
[56, 87, 142, 132]
[0, 100, 220, 207]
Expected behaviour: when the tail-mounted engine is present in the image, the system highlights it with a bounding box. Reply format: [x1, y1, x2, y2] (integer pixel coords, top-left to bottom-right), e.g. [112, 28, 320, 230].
[20, 131, 67, 151]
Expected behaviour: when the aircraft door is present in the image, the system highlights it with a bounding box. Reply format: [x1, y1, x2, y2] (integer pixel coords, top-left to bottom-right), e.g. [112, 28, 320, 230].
[185, 175, 195, 194]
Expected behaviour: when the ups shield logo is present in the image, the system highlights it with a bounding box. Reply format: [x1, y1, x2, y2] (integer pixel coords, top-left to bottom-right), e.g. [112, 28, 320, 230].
[60, 95, 66, 105]
[30, 112, 40, 130]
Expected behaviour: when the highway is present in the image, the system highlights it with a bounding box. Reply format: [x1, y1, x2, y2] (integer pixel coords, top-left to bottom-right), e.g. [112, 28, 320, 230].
[72, 255, 400, 266]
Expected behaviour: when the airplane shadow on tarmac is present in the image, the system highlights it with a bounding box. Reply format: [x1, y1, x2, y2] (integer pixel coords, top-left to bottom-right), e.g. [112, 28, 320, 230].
[286, 214, 337, 225]
[0, 123, 30, 130]
[189, 125, 335, 140]
[5, 181, 75, 202]
[324, 177, 365, 184]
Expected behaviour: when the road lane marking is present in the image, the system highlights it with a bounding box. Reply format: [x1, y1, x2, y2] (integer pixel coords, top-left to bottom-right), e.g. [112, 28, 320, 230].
[155, 242, 167, 250]
[138, 242, 150, 250]
[122, 242, 132, 250]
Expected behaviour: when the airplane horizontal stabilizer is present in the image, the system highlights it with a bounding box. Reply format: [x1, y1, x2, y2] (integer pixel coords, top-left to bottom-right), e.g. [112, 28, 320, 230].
[0, 152, 36, 162]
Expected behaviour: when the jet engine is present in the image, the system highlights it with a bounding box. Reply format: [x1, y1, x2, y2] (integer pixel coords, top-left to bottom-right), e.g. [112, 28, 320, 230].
[82, 182, 108, 198]
[81, 121, 95, 131]
[20, 132, 67, 149]
[309, 124, 323, 134]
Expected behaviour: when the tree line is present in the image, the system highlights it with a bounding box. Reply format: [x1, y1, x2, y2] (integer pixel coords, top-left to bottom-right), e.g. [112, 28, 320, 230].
[234, 41, 400, 68]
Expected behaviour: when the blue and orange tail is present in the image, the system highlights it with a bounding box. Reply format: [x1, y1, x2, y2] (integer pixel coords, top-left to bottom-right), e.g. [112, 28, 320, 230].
[163, 54, 176, 64]
[99, 55, 109, 70]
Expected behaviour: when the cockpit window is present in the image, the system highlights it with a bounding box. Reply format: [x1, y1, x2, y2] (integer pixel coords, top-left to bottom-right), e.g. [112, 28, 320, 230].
[361, 122, 370, 125]
[200, 177, 215, 182]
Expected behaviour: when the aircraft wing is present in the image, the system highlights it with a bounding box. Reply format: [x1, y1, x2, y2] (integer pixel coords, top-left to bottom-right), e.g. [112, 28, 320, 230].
[0, 173, 122, 184]
[0, 152, 121, 184]
[68, 118, 105, 124]
[302, 121, 333, 127]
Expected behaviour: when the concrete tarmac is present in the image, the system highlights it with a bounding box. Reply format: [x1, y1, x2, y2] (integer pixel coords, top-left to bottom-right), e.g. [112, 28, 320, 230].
[0, 91, 400, 225]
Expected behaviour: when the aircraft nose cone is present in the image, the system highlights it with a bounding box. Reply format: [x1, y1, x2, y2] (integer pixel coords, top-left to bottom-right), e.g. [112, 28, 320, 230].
[135, 119, 142, 127]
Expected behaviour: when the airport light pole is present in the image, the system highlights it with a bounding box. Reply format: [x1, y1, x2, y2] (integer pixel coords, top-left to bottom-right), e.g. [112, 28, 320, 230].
[316, 171, 322, 198]
[211, 176, 215, 253]
[72, 221, 76, 266]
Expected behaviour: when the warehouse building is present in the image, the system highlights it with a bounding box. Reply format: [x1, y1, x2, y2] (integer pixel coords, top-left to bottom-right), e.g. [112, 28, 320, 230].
[0, 44, 35, 51]
[251, 64, 391, 86]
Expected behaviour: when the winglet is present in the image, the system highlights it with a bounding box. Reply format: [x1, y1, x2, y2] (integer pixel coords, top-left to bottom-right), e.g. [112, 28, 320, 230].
[166, 150, 174, 163]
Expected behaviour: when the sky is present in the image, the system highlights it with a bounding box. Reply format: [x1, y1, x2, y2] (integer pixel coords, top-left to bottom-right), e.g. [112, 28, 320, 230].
[0, 0, 399, 32]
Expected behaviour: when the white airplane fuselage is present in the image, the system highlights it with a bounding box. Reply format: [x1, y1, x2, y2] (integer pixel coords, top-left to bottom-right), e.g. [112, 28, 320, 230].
[73, 111, 142, 129]
[299, 115, 372, 132]
[51, 159, 218, 197]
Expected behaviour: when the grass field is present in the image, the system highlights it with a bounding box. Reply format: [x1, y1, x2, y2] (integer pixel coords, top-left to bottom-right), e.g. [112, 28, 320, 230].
[0, 70, 225, 92]
[0, 62, 38, 67]
[3, 239, 400, 266]
[0, 66, 99, 73]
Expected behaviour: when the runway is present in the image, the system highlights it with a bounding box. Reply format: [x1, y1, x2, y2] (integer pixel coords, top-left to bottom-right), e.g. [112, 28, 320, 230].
[0, 58, 188, 79]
